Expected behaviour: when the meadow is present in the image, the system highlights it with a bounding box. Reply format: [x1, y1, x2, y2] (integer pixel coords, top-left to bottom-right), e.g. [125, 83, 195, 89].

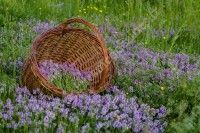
[0, 0, 200, 132]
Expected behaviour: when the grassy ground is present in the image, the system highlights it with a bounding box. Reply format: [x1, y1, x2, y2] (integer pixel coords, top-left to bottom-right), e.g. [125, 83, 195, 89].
[0, 0, 200, 132]
[1, 0, 200, 54]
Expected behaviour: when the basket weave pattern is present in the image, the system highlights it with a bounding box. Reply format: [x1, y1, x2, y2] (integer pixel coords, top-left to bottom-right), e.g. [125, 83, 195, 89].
[21, 18, 115, 96]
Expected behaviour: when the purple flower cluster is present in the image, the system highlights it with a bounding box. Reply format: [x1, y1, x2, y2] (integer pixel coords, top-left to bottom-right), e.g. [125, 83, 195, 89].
[173, 54, 197, 73]
[38, 60, 92, 81]
[33, 21, 55, 34]
[110, 41, 199, 83]
[0, 86, 167, 132]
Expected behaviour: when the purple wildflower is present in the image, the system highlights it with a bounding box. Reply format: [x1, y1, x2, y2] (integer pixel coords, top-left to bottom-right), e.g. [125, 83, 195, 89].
[157, 106, 167, 118]
[33, 21, 55, 34]
[56, 124, 65, 133]
[96, 122, 105, 131]
[162, 69, 173, 78]
[80, 123, 90, 133]
[169, 29, 175, 37]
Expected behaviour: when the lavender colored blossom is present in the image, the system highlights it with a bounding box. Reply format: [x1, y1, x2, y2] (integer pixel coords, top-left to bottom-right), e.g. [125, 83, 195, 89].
[96, 122, 105, 131]
[169, 29, 175, 37]
[157, 106, 167, 118]
[60, 108, 69, 117]
[68, 113, 79, 123]
[43, 116, 50, 127]
[46, 110, 56, 119]
[162, 69, 173, 78]
[56, 124, 65, 133]
[80, 123, 90, 133]
[33, 21, 55, 34]
[101, 105, 109, 115]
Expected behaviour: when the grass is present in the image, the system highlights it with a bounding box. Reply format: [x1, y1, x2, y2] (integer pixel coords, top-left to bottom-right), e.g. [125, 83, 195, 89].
[51, 73, 89, 93]
[0, 0, 200, 54]
[0, 0, 200, 132]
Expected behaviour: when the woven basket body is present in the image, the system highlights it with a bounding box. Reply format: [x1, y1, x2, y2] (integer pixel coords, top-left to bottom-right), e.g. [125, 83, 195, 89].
[21, 18, 115, 96]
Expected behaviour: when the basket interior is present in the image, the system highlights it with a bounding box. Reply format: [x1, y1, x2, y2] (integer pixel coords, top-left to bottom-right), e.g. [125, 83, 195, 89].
[35, 29, 105, 87]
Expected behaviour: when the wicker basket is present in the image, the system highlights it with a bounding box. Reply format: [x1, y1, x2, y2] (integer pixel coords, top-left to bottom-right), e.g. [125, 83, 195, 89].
[20, 18, 115, 96]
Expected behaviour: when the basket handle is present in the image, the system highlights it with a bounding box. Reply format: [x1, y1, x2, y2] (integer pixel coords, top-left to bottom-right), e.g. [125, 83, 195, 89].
[60, 18, 103, 42]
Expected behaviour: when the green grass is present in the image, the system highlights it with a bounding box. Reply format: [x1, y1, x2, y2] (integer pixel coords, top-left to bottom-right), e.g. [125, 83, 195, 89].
[50, 72, 89, 93]
[0, 0, 200, 132]
[0, 0, 200, 54]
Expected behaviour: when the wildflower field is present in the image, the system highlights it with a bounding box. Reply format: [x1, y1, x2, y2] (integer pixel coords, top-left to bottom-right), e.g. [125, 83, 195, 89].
[0, 0, 200, 132]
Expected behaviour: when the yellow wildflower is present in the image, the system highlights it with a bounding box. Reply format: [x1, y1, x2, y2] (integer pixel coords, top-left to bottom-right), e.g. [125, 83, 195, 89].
[161, 87, 165, 91]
